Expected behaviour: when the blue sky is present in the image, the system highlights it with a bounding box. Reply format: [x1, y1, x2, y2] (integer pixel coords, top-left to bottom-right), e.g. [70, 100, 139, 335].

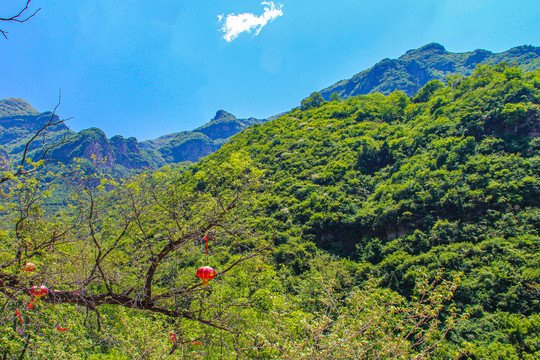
[1, 0, 539, 141]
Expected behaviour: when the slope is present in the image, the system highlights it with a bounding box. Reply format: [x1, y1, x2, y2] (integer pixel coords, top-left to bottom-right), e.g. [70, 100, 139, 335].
[201, 63, 540, 358]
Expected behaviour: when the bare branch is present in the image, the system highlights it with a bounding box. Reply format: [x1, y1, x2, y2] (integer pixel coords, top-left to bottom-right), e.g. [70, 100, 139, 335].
[142, 191, 243, 306]
[0, 0, 41, 39]
[216, 244, 270, 277]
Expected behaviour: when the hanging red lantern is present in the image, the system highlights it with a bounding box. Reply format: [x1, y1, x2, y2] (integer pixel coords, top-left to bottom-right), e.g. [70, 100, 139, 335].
[196, 266, 216, 286]
[29, 285, 48, 298]
[22, 263, 36, 272]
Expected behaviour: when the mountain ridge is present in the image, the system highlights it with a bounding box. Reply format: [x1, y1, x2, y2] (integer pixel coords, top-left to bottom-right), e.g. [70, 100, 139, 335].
[0, 100, 267, 171]
[320, 43, 540, 99]
[1, 43, 539, 173]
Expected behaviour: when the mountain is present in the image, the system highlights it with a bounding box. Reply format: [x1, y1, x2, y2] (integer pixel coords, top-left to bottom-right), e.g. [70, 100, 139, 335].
[0, 98, 69, 149]
[0, 99, 267, 172]
[0, 98, 72, 168]
[195, 109, 266, 140]
[320, 43, 540, 99]
[48, 127, 155, 170]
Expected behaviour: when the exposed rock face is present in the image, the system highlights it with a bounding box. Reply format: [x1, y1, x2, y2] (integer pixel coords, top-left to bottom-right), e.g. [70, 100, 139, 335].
[48, 128, 152, 169]
[320, 43, 540, 99]
[110, 136, 151, 168]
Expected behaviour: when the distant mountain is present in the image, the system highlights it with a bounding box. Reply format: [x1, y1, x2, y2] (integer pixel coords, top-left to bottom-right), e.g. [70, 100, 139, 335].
[194, 110, 266, 140]
[0, 98, 71, 164]
[48, 127, 155, 170]
[320, 43, 540, 99]
[140, 110, 267, 164]
[0, 99, 267, 172]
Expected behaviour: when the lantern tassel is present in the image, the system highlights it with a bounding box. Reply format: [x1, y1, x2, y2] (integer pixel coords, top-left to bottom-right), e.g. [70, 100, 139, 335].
[205, 235, 209, 263]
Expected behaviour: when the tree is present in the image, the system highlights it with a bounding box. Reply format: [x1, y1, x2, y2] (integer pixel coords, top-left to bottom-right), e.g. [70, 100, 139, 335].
[262, 269, 462, 359]
[0, 0, 40, 39]
[301, 92, 324, 110]
[0, 144, 268, 357]
[329, 91, 341, 102]
[412, 79, 444, 104]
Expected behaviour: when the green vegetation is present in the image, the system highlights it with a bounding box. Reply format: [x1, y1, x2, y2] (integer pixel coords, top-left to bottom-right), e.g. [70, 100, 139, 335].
[0, 98, 40, 118]
[1, 64, 539, 359]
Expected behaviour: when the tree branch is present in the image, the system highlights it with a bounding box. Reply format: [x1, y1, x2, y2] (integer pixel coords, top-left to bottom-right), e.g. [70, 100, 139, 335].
[0, 0, 41, 39]
[142, 191, 242, 306]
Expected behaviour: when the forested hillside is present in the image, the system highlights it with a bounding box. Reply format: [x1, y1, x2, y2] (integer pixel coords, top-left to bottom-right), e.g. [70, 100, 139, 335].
[1, 64, 539, 359]
[217, 64, 540, 358]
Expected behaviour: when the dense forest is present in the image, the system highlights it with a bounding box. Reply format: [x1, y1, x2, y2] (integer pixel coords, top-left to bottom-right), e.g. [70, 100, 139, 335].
[1, 64, 539, 359]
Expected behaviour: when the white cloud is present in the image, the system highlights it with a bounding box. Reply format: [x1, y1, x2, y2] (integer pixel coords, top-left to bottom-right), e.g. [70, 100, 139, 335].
[219, 2, 283, 42]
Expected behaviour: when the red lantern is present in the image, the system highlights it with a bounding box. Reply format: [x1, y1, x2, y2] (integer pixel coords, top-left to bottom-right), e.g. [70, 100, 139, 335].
[196, 266, 216, 286]
[29, 285, 48, 298]
[22, 263, 36, 272]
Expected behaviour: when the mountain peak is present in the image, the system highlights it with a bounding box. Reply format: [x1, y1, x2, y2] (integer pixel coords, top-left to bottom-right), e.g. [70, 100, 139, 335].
[400, 43, 447, 60]
[419, 42, 446, 53]
[212, 110, 236, 122]
[0, 98, 40, 117]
